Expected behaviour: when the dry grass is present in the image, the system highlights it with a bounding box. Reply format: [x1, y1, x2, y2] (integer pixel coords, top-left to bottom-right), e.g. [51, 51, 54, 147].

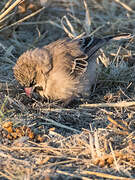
[0, 0, 135, 179]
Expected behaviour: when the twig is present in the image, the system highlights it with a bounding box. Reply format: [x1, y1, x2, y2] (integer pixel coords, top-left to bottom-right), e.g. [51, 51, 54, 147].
[0, 0, 23, 21]
[0, 171, 12, 180]
[1, 0, 13, 13]
[107, 116, 128, 131]
[0, 7, 46, 32]
[40, 117, 81, 133]
[80, 101, 135, 108]
[109, 142, 119, 172]
[114, 0, 134, 13]
[0, 82, 13, 91]
[81, 170, 133, 180]
[56, 170, 90, 180]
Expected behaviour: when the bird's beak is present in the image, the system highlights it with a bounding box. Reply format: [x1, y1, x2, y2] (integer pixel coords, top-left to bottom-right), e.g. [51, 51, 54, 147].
[24, 87, 33, 98]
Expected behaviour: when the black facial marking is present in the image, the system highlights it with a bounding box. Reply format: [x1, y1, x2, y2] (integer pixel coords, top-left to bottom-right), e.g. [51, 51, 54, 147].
[29, 79, 36, 87]
[34, 86, 43, 92]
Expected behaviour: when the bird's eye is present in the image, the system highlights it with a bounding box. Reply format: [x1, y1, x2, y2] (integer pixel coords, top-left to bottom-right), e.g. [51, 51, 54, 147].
[29, 72, 37, 87]
[34, 86, 43, 92]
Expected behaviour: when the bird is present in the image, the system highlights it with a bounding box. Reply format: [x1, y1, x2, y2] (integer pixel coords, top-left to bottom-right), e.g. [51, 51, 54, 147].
[13, 33, 131, 106]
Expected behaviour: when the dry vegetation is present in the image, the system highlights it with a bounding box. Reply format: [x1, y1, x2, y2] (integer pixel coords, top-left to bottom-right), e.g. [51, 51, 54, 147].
[0, 0, 135, 179]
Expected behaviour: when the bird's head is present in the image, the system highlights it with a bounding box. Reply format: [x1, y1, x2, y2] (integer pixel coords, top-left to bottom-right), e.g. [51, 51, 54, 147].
[14, 56, 38, 97]
[13, 48, 51, 98]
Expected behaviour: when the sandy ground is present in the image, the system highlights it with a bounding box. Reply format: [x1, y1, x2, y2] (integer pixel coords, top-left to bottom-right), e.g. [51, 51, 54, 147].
[0, 0, 135, 179]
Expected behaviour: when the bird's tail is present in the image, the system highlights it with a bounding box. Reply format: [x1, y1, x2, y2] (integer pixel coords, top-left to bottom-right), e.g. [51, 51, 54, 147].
[82, 33, 132, 58]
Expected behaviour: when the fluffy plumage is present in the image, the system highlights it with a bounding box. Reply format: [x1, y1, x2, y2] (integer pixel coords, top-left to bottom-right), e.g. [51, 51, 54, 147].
[13, 34, 131, 105]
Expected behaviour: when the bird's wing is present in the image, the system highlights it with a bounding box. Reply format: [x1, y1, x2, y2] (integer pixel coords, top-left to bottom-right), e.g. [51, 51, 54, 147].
[48, 37, 103, 77]
[46, 33, 131, 78]
[69, 36, 106, 76]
